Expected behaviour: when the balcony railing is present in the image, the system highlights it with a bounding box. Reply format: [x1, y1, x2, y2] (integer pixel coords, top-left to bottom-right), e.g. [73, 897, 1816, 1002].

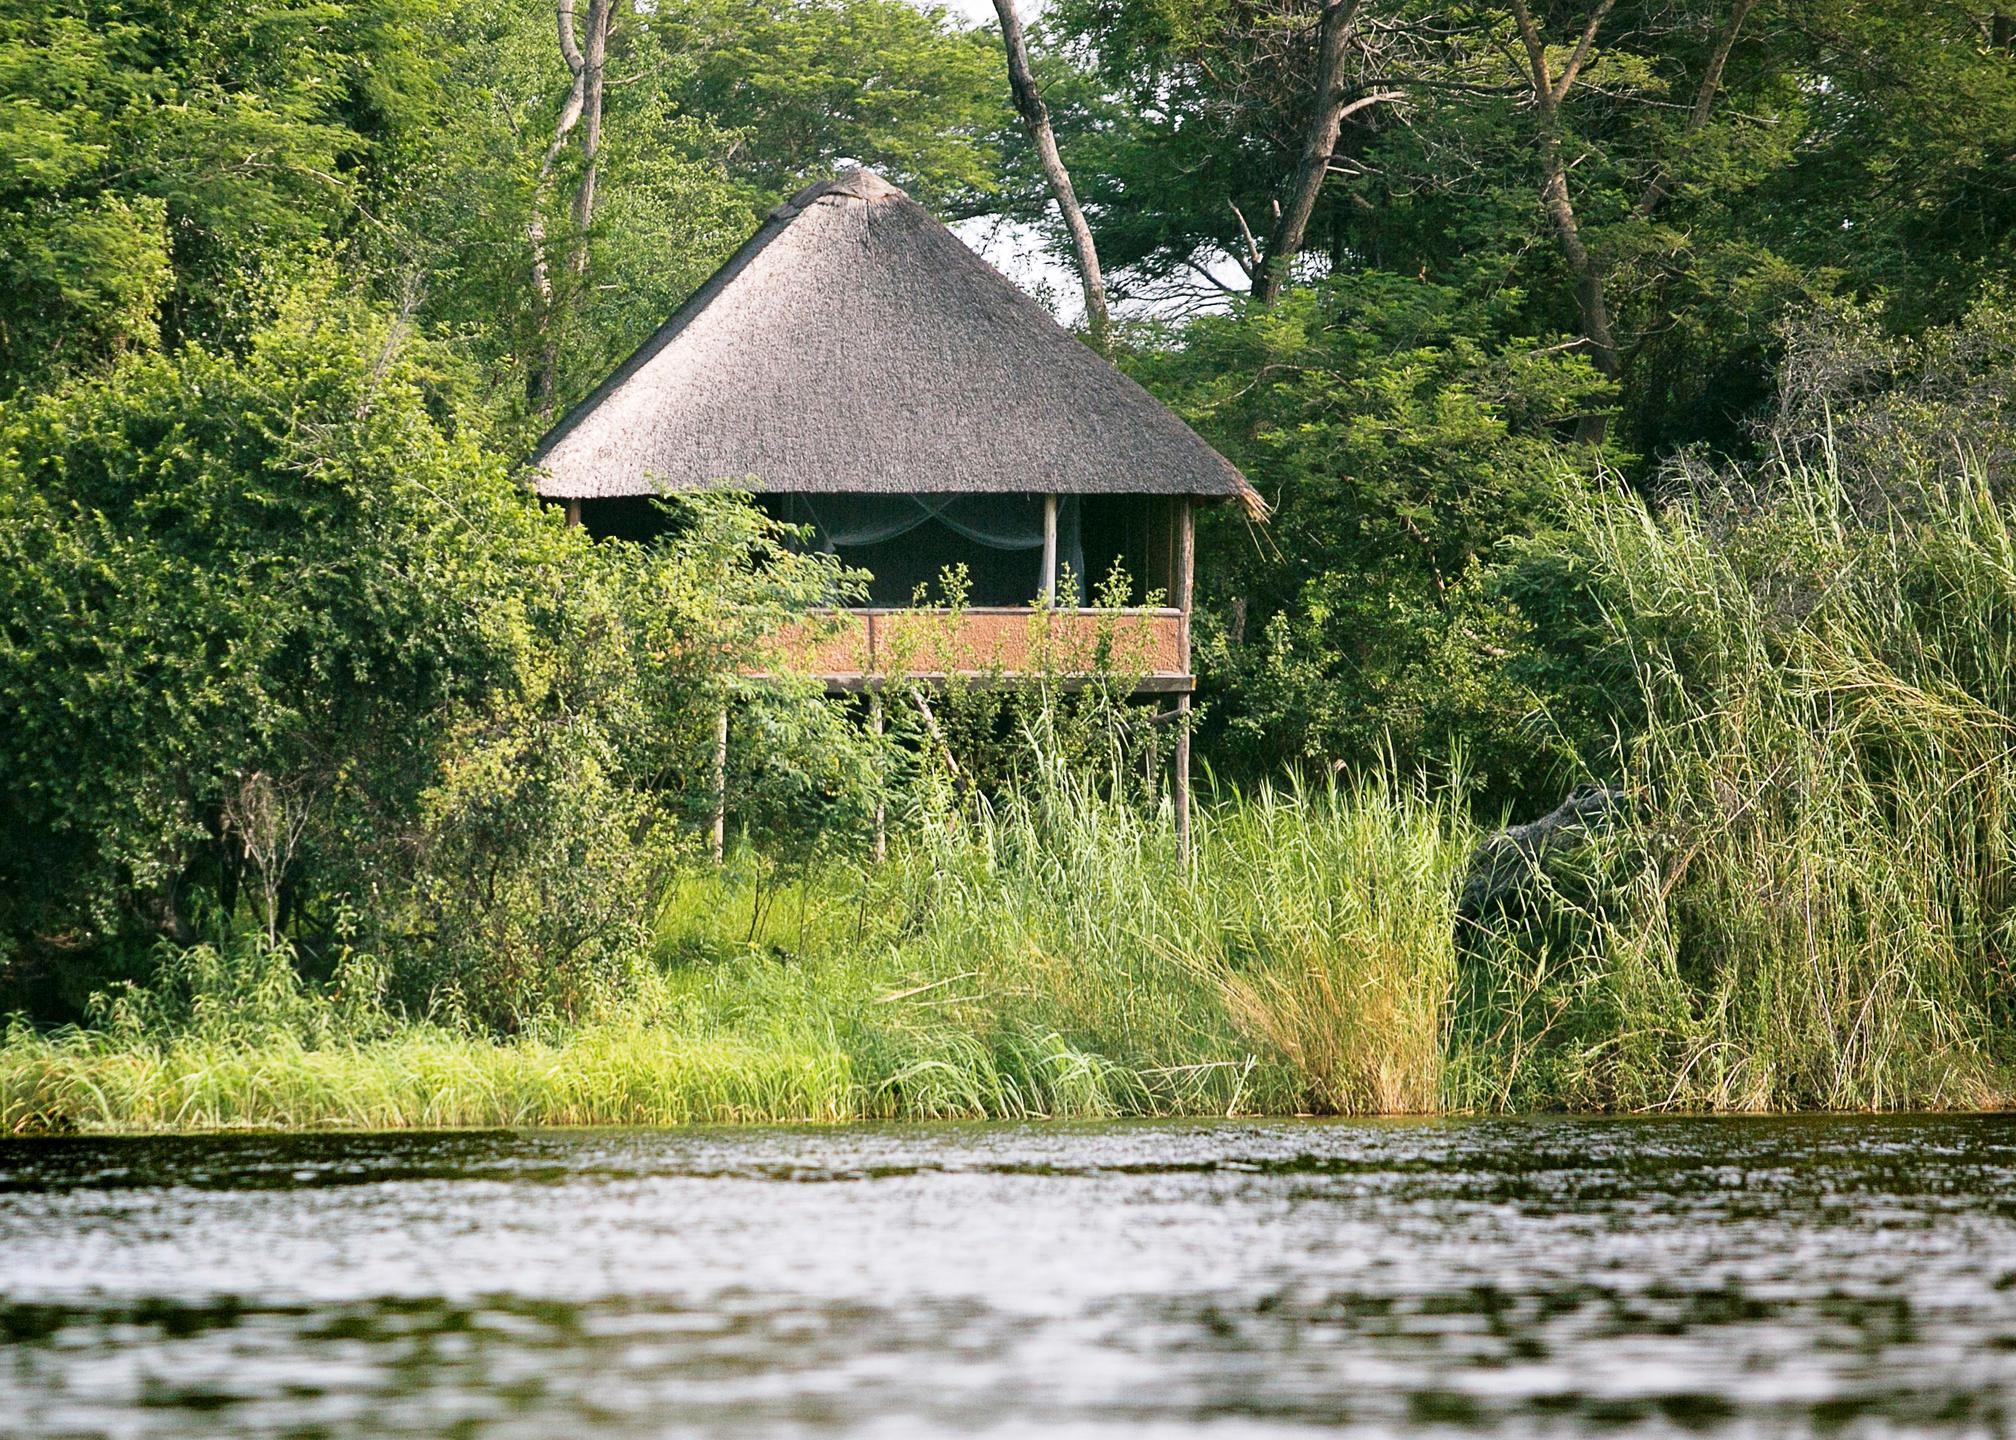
[760, 606, 1191, 692]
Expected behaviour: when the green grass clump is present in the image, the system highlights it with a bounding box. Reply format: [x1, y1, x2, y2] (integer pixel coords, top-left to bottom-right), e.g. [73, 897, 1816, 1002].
[2, 770, 1468, 1133]
[629, 757, 1466, 1121]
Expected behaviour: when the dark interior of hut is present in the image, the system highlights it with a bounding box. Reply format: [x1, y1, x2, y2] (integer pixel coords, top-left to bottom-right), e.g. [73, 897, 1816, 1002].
[572, 493, 1183, 609]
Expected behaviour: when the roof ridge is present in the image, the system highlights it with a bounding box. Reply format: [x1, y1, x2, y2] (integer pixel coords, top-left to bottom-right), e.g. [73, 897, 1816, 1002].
[774, 167, 905, 220]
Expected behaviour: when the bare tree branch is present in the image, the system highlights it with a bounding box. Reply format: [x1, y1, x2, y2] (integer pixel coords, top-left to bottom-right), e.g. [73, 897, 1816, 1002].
[528, 0, 614, 418]
[992, 0, 1111, 353]
[1258, 0, 1374, 305]
[530, 2, 587, 318]
[1507, 0, 1623, 434]
[1636, 0, 1759, 218]
[1552, 0, 1620, 102]
[570, 0, 613, 257]
[1228, 199, 1263, 276]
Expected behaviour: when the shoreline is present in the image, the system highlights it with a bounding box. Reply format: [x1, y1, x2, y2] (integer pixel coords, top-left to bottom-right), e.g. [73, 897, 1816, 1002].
[10, 1027, 2008, 1138]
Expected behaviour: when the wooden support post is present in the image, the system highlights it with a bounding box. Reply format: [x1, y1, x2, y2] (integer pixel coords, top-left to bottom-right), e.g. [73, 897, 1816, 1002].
[870, 691, 887, 864]
[1041, 493, 1059, 602]
[565, 496, 582, 528]
[1177, 498, 1195, 860]
[710, 703, 728, 864]
[1144, 698, 1157, 784]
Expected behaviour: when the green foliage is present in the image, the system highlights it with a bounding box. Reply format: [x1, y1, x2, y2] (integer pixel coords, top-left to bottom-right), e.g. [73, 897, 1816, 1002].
[1007, 0, 2012, 797]
[1044, 0, 1835, 454]
[659, 0, 1007, 210]
[7, 0, 2016, 1124]
[1758, 0, 2016, 335]
[1135, 273, 1616, 801]
[0, 0, 1013, 424]
[0, 289, 857, 1025]
[8, 647, 2015, 1130]
[871, 564, 1185, 817]
[368, 0, 1011, 437]
[1455, 328, 2016, 1110]
[2, 765, 1474, 1132]
[0, 282, 536, 947]
[0, 0, 439, 393]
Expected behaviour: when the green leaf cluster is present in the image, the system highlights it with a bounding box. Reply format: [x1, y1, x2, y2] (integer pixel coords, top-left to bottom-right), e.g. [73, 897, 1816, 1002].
[1133, 273, 1618, 801]
[0, 285, 856, 1024]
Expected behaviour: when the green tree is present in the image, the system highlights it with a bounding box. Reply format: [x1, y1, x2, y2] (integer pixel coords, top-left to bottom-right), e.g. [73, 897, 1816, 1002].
[374, 0, 1013, 438]
[0, 0, 440, 396]
[1136, 272, 1616, 799]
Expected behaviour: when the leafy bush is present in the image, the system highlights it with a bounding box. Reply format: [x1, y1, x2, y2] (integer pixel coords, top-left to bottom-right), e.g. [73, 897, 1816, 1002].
[0, 287, 857, 1025]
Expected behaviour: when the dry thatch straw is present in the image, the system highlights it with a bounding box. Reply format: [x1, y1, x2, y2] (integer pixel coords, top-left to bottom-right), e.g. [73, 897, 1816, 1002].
[531, 169, 1263, 517]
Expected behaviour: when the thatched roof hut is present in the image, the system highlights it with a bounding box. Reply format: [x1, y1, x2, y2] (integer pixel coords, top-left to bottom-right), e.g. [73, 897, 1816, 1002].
[532, 168, 1247, 854]
[529, 168, 1257, 512]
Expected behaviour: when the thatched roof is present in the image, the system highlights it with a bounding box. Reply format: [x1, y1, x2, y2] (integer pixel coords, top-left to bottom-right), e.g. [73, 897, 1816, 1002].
[530, 169, 1258, 509]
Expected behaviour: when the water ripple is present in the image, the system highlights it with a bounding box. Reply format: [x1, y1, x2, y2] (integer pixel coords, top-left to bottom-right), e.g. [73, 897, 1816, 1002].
[2, 1116, 2013, 1436]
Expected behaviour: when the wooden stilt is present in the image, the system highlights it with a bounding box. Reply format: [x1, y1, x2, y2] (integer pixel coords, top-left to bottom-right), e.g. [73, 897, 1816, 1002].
[711, 703, 728, 864]
[1175, 499, 1195, 860]
[565, 496, 582, 528]
[870, 691, 887, 863]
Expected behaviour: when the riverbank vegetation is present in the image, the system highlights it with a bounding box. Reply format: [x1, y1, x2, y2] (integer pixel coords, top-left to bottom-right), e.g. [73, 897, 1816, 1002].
[6, 0, 2016, 1129]
[10, 427, 2016, 1131]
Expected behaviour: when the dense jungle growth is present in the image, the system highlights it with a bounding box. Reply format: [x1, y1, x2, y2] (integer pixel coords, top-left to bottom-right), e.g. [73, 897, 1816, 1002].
[4, 0, 2016, 1127]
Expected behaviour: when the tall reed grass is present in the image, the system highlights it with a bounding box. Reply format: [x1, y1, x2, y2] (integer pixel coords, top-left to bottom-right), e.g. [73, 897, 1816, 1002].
[1454, 455, 2016, 1111]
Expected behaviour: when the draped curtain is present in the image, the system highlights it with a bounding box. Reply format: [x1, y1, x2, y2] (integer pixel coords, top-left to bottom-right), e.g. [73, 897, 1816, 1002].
[781, 493, 1084, 604]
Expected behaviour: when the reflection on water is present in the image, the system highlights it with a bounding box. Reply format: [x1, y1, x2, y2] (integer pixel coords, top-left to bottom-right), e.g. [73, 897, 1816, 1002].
[3, 1117, 2015, 1436]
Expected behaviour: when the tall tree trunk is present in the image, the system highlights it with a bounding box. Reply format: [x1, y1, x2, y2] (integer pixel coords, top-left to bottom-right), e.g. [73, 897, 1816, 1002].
[528, 0, 613, 419]
[1538, 131, 1621, 388]
[1509, 0, 1622, 440]
[992, 0, 1112, 354]
[1257, 0, 1388, 305]
[1636, 0, 1758, 219]
[570, 0, 611, 267]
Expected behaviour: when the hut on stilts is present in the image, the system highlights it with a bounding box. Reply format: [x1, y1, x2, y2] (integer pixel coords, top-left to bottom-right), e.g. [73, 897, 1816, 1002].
[528, 168, 1260, 854]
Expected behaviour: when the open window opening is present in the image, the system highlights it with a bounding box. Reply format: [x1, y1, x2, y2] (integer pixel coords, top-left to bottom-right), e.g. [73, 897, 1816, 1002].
[569, 491, 1185, 610]
[769, 493, 1082, 608]
[1078, 495, 1182, 606]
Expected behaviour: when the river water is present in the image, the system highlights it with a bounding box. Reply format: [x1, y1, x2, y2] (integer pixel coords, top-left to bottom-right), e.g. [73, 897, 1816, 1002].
[2, 1117, 2014, 1437]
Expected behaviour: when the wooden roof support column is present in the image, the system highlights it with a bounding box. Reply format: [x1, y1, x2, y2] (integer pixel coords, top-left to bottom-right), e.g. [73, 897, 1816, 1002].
[1041, 493, 1059, 602]
[565, 497, 582, 527]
